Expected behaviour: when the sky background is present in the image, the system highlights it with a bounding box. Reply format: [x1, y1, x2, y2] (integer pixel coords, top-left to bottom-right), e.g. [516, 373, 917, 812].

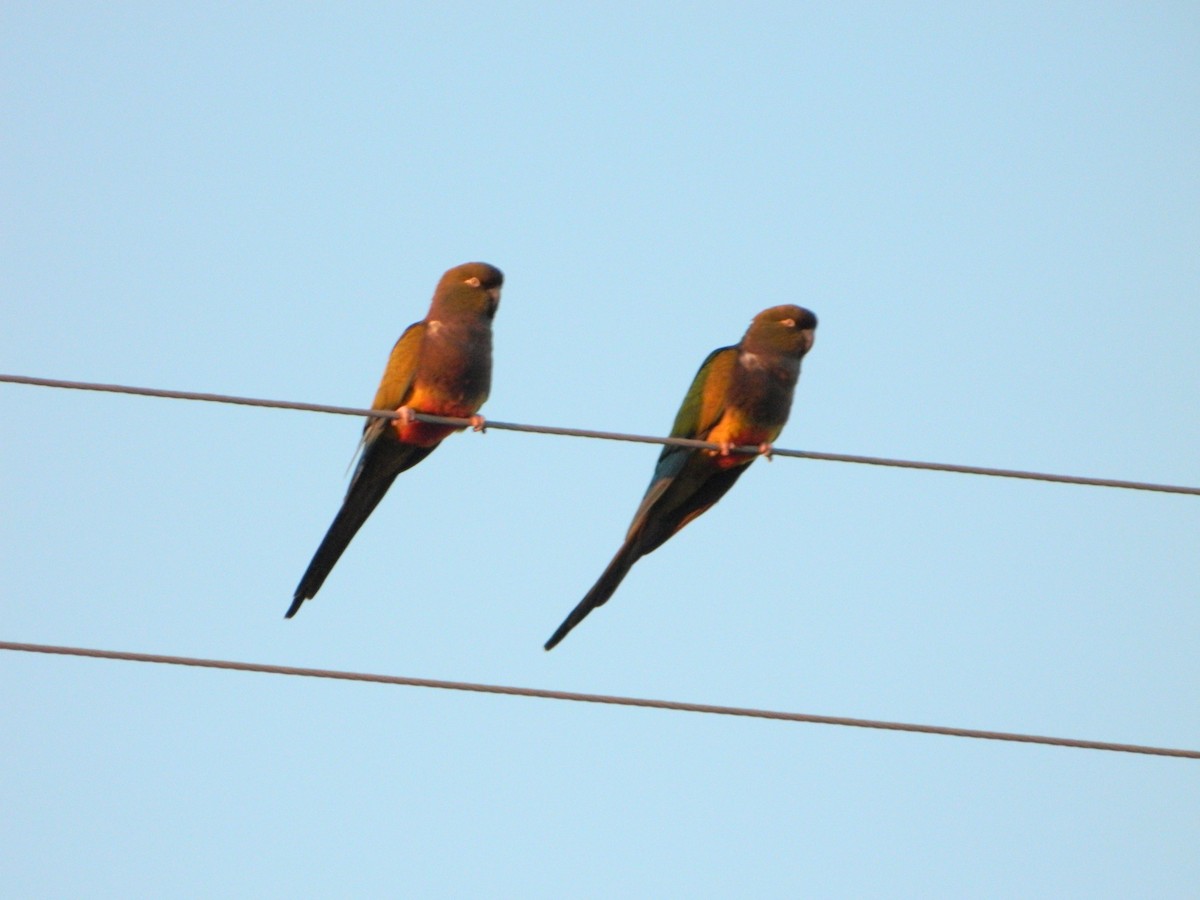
[3, 3, 1198, 897]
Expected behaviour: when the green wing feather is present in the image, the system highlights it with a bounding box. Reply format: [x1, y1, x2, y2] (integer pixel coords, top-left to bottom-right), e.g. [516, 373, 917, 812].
[369, 322, 424, 416]
[625, 346, 737, 541]
[665, 346, 738, 443]
[354, 322, 425, 450]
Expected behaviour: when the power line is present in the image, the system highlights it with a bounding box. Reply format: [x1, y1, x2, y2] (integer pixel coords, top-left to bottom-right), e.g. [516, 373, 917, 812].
[3, 372, 1198, 496]
[1, 640, 1196, 759]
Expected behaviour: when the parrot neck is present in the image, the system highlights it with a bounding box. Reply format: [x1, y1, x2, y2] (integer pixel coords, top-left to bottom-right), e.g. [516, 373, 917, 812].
[739, 349, 801, 379]
[729, 349, 800, 426]
[417, 315, 493, 412]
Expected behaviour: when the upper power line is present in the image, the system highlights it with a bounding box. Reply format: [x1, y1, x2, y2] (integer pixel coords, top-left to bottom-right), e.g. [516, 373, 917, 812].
[3, 372, 1198, 496]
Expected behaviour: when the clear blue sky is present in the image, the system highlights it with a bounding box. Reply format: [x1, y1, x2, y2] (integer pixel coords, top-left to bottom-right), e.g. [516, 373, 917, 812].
[3, 4, 1198, 897]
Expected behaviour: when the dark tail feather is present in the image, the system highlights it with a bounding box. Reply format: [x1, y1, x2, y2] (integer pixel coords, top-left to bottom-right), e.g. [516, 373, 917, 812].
[286, 469, 398, 617]
[286, 442, 433, 617]
[544, 541, 641, 650]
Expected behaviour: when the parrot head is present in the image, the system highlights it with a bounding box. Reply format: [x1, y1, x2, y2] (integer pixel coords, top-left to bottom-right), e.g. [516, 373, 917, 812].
[743, 304, 817, 358]
[433, 262, 504, 320]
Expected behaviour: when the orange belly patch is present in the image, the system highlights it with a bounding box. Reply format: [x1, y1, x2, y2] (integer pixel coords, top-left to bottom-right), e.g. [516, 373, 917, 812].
[705, 410, 777, 469]
[391, 418, 458, 447]
[390, 384, 480, 447]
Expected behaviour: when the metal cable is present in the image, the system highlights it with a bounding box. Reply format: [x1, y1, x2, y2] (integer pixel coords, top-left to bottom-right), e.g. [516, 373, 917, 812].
[3, 374, 1196, 496]
[2, 641, 1196, 759]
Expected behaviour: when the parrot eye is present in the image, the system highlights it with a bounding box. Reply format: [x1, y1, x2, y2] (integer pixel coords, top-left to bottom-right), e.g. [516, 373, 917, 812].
[464, 276, 482, 287]
[779, 318, 796, 328]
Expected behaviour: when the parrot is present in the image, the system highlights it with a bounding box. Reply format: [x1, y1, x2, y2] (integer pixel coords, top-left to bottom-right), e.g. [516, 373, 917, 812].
[544, 304, 817, 649]
[286, 261, 503, 618]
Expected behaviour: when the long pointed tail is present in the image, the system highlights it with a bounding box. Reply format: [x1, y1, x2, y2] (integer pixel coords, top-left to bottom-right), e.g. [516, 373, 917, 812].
[287, 473, 397, 617]
[287, 442, 432, 617]
[544, 540, 642, 650]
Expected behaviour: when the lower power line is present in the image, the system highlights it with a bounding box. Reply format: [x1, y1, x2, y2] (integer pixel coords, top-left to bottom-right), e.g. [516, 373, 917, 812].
[1, 640, 1196, 759]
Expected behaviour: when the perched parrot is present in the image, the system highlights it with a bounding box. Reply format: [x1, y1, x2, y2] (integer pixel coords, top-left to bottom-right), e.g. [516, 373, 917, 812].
[544, 304, 817, 650]
[286, 261, 503, 618]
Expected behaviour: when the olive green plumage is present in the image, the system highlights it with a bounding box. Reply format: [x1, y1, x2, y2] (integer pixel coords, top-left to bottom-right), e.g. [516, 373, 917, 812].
[287, 262, 503, 618]
[544, 304, 817, 650]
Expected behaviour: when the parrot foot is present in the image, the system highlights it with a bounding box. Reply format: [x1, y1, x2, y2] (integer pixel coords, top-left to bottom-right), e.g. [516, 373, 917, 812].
[716, 441, 734, 456]
[391, 406, 420, 438]
[758, 442, 774, 461]
[469, 414, 487, 433]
